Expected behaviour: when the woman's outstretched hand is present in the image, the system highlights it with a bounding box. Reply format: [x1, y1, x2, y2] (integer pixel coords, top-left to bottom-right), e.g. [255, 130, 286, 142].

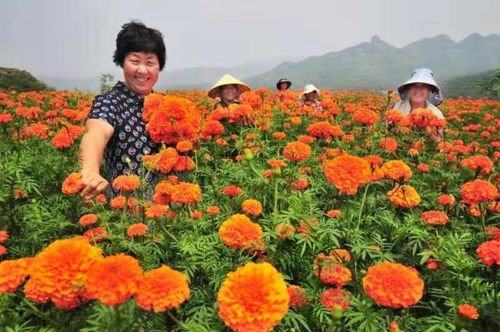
[81, 170, 108, 201]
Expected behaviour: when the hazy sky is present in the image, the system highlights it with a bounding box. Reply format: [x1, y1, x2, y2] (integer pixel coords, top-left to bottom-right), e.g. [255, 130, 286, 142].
[1, 0, 499, 78]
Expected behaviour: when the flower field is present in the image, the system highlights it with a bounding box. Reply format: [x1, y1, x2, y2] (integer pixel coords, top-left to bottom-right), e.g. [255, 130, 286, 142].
[0, 88, 498, 331]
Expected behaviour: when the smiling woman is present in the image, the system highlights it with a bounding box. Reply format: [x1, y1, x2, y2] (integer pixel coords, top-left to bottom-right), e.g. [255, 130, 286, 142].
[79, 21, 167, 199]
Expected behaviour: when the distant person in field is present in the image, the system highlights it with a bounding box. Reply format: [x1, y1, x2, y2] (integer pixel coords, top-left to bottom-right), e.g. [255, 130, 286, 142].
[208, 74, 251, 109]
[276, 78, 292, 91]
[301, 84, 323, 110]
[79, 21, 166, 200]
[390, 68, 445, 141]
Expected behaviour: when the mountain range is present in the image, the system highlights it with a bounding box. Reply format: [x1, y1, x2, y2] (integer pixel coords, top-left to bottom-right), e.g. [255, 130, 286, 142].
[12, 33, 500, 97]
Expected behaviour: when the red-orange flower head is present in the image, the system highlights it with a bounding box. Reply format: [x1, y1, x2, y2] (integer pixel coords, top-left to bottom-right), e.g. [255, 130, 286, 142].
[380, 160, 413, 182]
[283, 141, 312, 162]
[387, 185, 421, 208]
[61, 172, 84, 195]
[363, 261, 424, 308]
[320, 288, 351, 311]
[457, 304, 479, 320]
[287, 285, 308, 308]
[0, 258, 32, 294]
[313, 253, 352, 286]
[421, 211, 449, 226]
[476, 240, 500, 267]
[408, 108, 438, 128]
[170, 182, 201, 204]
[323, 154, 372, 195]
[217, 262, 289, 332]
[112, 175, 140, 192]
[219, 214, 263, 250]
[144, 94, 201, 144]
[460, 155, 493, 174]
[241, 199, 263, 216]
[352, 108, 380, 126]
[24, 237, 103, 310]
[460, 179, 498, 205]
[135, 265, 190, 312]
[85, 254, 143, 306]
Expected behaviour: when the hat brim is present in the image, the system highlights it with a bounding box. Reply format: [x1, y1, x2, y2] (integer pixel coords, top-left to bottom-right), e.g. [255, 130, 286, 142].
[276, 81, 292, 90]
[208, 83, 251, 99]
[397, 78, 440, 96]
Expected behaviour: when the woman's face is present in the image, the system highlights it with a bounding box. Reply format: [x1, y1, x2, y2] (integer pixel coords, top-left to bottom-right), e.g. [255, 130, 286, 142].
[123, 52, 160, 96]
[279, 82, 288, 91]
[408, 83, 430, 105]
[305, 91, 318, 103]
[220, 84, 239, 102]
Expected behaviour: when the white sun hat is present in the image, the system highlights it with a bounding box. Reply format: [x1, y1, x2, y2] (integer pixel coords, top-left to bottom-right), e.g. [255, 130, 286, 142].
[398, 68, 443, 106]
[208, 74, 251, 99]
[301, 84, 320, 99]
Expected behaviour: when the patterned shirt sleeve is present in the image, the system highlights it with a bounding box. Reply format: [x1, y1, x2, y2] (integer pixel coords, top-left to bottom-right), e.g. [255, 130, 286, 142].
[87, 94, 120, 128]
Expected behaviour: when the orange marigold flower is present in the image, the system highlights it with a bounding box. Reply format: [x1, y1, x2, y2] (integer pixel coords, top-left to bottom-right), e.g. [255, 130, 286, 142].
[363, 261, 424, 308]
[320, 288, 350, 310]
[457, 304, 479, 320]
[61, 172, 83, 195]
[288, 285, 308, 308]
[142, 148, 179, 173]
[385, 109, 405, 124]
[0, 245, 6, 256]
[476, 240, 500, 267]
[379, 138, 398, 153]
[460, 179, 498, 205]
[323, 154, 372, 195]
[170, 182, 201, 204]
[352, 108, 380, 126]
[0, 230, 9, 243]
[110, 195, 127, 209]
[290, 177, 310, 190]
[221, 185, 244, 197]
[85, 254, 143, 306]
[380, 160, 413, 182]
[112, 175, 140, 192]
[190, 210, 203, 219]
[135, 265, 190, 313]
[242, 199, 263, 216]
[79, 214, 98, 227]
[283, 141, 312, 162]
[314, 253, 352, 286]
[0, 258, 32, 294]
[275, 223, 295, 239]
[437, 194, 455, 206]
[408, 108, 438, 128]
[175, 140, 194, 153]
[145, 204, 169, 219]
[421, 211, 449, 226]
[387, 185, 421, 208]
[486, 226, 500, 241]
[217, 262, 289, 332]
[326, 209, 341, 218]
[83, 227, 108, 243]
[267, 159, 288, 169]
[460, 155, 493, 174]
[219, 214, 263, 249]
[206, 205, 221, 215]
[24, 238, 103, 310]
[127, 223, 148, 237]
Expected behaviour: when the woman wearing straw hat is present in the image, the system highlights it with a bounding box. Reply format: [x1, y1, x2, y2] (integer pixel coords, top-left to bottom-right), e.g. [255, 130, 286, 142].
[300, 84, 323, 110]
[276, 78, 292, 91]
[208, 74, 251, 109]
[391, 68, 445, 141]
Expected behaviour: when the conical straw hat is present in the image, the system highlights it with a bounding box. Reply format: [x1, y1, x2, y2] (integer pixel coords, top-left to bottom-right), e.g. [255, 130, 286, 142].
[208, 74, 251, 99]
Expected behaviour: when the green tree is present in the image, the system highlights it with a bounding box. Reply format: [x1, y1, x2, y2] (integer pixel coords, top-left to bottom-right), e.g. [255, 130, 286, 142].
[99, 73, 114, 93]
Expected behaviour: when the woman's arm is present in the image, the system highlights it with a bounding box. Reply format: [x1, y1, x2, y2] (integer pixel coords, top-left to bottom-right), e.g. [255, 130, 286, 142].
[79, 119, 114, 200]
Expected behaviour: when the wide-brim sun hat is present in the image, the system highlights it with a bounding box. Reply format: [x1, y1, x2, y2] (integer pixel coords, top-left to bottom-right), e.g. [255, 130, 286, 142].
[398, 68, 443, 106]
[276, 78, 292, 90]
[208, 74, 251, 99]
[300, 84, 320, 99]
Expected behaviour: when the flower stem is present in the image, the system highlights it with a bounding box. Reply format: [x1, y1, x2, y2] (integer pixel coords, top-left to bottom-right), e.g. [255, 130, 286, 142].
[356, 183, 370, 230]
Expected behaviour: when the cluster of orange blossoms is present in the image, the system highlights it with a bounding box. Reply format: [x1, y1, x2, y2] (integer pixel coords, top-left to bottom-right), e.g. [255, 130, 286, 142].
[143, 94, 201, 144]
[217, 262, 289, 331]
[0, 238, 190, 311]
[323, 154, 372, 195]
[218, 214, 263, 250]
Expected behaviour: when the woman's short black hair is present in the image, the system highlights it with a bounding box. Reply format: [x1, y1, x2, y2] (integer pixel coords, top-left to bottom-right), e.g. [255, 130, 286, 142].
[113, 21, 166, 71]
